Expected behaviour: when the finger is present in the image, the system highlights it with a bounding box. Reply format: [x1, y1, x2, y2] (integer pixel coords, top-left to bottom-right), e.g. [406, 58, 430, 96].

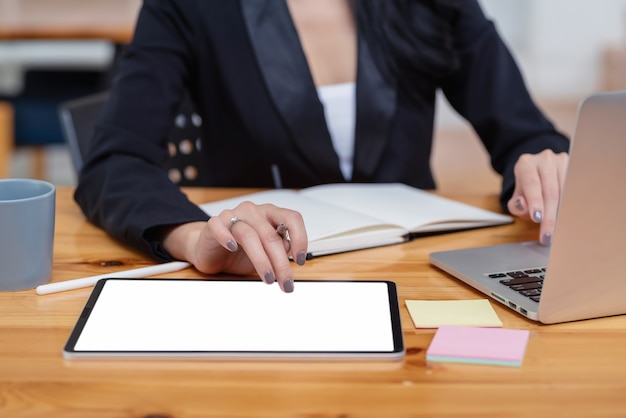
[507, 174, 530, 219]
[206, 214, 239, 253]
[205, 210, 282, 284]
[536, 164, 560, 246]
[513, 153, 544, 223]
[507, 193, 528, 218]
[538, 152, 569, 246]
[257, 222, 296, 292]
[191, 219, 253, 275]
[210, 202, 305, 293]
[251, 206, 307, 293]
[228, 217, 285, 287]
[227, 204, 296, 292]
[268, 210, 308, 266]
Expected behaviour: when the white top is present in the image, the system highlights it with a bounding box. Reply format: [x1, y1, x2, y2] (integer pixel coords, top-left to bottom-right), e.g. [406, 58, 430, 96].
[317, 82, 356, 181]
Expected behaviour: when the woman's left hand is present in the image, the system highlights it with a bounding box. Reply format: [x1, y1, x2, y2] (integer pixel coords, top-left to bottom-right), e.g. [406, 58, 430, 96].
[507, 150, 569, 246]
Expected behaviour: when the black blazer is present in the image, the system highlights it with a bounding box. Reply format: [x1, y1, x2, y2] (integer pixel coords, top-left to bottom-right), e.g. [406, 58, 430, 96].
[75, 0, 570, 260]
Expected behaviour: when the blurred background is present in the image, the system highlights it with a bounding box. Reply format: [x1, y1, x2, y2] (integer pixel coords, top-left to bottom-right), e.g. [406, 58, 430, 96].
[1, 0, 626, 193]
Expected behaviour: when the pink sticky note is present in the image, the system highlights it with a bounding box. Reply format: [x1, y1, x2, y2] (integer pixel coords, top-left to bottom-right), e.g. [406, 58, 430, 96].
[426, 326, 530, 367]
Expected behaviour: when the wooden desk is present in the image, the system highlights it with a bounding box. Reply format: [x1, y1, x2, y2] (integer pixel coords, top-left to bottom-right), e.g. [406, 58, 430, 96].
[1, 187, 625, 417]
[0, 0, 141, 43]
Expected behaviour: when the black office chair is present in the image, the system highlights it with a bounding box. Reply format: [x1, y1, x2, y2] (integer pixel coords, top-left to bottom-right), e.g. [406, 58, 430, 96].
[58, 91, 206, 186]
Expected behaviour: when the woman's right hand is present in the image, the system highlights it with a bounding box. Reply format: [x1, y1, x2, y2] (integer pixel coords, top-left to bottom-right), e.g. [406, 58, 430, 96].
[161, 201, 308, 293]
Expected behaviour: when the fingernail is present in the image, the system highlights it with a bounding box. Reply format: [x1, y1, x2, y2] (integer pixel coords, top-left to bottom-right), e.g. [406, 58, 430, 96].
[282, 279, 294, 293]
[540, 233, 552, 246]
[514, 198, 524, 212]
[227, 240, 238, 252]
[532, 210, 542, 223]
[296, 251, 306, 266]
[264, 270, 275, 284]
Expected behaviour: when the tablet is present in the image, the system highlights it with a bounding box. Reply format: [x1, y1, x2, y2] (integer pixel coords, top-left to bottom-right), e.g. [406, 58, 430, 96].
[63, 278, 405, 361]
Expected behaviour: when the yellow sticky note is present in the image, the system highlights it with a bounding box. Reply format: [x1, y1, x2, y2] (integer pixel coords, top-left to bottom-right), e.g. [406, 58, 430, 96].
[405, 299, 503, 328]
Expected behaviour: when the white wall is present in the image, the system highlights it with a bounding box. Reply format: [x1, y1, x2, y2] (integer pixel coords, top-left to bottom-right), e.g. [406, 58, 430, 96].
[481, 0, 626, 98]
[437, 0, 626, 128]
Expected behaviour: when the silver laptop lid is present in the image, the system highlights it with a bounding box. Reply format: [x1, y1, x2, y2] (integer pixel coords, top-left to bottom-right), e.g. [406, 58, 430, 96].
[539, 91, 626, 323]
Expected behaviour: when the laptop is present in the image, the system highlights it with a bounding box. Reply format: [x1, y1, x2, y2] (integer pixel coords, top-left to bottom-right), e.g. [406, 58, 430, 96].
[429, 91, 626, 324]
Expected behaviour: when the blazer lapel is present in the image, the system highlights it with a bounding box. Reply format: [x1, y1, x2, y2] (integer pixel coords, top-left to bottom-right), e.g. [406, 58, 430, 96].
[352, 33, 397, 182]
[241, 0, 344, 183]
[241, 0, 397, 183]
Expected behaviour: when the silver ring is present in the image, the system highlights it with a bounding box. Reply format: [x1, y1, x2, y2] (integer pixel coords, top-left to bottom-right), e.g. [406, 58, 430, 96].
[228, 216, 243, 232]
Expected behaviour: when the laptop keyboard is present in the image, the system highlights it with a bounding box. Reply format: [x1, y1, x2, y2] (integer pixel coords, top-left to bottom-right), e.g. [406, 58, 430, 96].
[487, 268, 546, 303]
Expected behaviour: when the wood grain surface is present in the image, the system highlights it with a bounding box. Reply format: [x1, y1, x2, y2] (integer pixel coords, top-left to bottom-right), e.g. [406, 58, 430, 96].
[1, 187, 624, 418]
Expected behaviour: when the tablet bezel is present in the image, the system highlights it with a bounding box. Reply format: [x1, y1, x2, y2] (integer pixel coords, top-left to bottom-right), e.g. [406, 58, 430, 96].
[63, 278, 405, 361]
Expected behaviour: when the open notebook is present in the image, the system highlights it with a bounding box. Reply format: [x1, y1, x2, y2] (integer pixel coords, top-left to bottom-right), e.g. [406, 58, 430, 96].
[430, 91, 626, 324]
[200, 183, 512, 258]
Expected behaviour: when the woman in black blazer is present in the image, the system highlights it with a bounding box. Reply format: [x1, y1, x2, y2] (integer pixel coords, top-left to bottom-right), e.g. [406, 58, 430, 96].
[75, 0, 569, 292]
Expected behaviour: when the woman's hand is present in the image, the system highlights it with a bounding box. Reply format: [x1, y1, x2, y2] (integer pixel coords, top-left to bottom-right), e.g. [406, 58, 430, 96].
[161, 201, 308, 293]
[507, 150, 569, 246]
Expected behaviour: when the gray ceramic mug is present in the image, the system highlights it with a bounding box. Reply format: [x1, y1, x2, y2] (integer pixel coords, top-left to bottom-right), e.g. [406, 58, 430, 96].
[0, 179, 56, 291]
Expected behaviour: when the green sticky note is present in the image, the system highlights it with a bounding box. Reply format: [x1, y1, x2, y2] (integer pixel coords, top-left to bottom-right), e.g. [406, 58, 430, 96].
[405, 299, 503, 328]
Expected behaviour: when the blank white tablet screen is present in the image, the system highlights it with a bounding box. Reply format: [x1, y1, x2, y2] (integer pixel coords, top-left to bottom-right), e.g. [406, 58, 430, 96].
[69, 279, 401, 355]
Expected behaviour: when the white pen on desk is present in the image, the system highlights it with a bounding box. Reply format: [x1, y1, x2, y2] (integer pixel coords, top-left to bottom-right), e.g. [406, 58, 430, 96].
[36, 261, 191, 295]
